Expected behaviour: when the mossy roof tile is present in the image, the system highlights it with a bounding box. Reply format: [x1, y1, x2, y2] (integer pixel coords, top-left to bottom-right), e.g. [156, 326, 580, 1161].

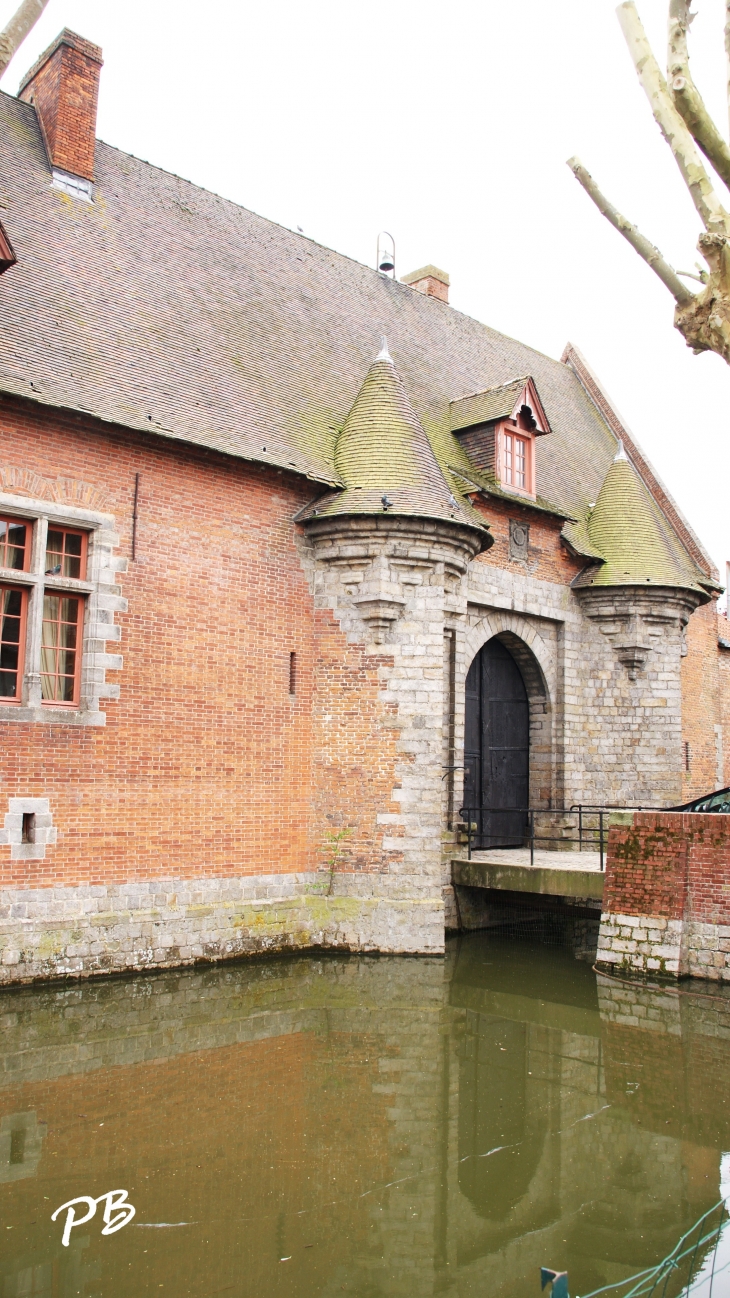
[573, 448, 709, 596]
[302, 348, 490, 536]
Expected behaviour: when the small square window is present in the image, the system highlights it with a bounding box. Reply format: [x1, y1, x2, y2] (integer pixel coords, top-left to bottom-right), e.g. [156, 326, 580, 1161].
[40, 594, 83, 704]
[0, 516, 29, 571]
[45, 527, 87, 580]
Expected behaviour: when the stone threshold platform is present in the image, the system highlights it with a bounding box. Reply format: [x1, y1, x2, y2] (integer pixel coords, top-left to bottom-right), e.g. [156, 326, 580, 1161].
[452, 847, 604, 901]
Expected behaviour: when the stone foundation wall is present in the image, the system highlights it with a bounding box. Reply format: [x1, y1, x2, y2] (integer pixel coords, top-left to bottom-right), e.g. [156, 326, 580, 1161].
[0, 872, 444, 986]
[597, 811, 730, 980]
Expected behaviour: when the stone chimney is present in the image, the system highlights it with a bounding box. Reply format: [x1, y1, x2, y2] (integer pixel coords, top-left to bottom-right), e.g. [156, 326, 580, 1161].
[19, 30, 103, 198]
[401, 265, 450, 303]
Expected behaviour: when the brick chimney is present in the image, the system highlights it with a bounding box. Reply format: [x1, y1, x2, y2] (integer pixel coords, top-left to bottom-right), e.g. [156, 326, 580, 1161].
[19, 30, 103, 197]
[401, 265, 450, 303]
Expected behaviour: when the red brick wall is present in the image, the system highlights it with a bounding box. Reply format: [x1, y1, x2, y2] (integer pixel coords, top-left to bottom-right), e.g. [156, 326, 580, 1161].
[680, 601, 724, 799]
[604, 811, 730, 923]
[718, 620, 730, 786]
[471, 495, 584, 584]
[20, 33, 102, 182]
[309, 624, 401, 873]
[0, 399, 399, 888]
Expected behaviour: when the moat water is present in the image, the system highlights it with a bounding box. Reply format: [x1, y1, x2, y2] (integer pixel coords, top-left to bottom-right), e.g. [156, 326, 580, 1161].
[2, 930, 730, 1298]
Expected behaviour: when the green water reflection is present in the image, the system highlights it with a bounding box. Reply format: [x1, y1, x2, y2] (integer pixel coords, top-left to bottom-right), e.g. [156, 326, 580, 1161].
[1, 934, 730, 1298]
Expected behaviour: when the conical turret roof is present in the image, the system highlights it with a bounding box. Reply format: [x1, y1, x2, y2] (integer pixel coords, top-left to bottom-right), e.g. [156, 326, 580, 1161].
[302, 343, 490, 540]
[574, 444, 708, 597]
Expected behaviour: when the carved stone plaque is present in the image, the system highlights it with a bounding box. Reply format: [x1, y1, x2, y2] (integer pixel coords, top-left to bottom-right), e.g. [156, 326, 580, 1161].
[509, 519, 529, 562]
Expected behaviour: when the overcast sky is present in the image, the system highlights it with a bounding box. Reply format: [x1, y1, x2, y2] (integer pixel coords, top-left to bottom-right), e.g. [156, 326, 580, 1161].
[2, 0, 729, 592]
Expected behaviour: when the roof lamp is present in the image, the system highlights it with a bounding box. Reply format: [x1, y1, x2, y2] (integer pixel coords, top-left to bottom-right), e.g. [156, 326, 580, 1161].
[377, 232, 396, 277]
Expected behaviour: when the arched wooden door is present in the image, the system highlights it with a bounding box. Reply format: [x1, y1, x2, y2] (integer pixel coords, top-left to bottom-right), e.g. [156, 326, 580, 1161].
[463, 638, 529, 848]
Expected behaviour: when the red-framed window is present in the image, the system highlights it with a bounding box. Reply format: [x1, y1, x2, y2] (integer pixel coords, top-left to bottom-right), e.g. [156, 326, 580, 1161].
[503, 432, 529, 490]
[40, 593, 84, 704]
[0, 516, 30, 571]
[0, 585, 27, 702]
[499, 423, 535, 495]
[45, 527, 87, 580]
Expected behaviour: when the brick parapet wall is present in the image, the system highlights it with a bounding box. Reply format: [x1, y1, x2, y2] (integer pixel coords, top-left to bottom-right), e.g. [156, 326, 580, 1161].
[602, 813, 690, 921]
[598, 811, 730, 980]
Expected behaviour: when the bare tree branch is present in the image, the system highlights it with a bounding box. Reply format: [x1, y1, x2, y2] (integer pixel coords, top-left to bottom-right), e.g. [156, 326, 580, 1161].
[725, 0, 730, 143]
[0, 0, 50, 79]
[667, 0, 730, 192]
[567, 157, 696, 304]
[617, 0, 730, 233]
[570, 3, 730, 364]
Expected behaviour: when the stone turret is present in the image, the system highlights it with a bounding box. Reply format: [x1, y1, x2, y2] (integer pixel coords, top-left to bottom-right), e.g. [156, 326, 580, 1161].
[573, 443, 709, 804]
[299, 344, 491, 950]
[303, 341, 491, 641]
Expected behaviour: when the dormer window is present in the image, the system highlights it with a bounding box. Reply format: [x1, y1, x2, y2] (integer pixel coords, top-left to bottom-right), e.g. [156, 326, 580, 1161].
[496, 403, 540, 497]
[504, 430, 527, 489]
[449, 377, 550, 502]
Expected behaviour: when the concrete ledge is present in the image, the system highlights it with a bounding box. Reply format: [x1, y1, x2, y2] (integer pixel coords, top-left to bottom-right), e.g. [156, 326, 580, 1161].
[452, 857, 604, 900]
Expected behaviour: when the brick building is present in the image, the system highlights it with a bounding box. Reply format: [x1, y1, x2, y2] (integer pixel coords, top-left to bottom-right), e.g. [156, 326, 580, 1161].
[0, 29, 728, 982]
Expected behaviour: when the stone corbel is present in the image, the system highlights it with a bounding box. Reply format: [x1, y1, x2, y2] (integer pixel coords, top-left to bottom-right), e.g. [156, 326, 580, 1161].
[578, 589, 699, 681]
[354, 595, 405, 641]
[614, 641, 650, 681]
[353, 555, 405, 643]
[583, 609, 651, 680]
[613, 613, 651, 679]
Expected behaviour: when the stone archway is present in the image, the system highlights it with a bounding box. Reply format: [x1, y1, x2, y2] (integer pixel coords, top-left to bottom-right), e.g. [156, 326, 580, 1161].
[464, 637, 531, 847]
[460, 615, 555, 821]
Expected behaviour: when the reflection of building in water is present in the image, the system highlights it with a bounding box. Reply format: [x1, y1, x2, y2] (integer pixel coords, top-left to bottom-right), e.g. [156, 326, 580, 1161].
[0, 1112, 45, 1183]
[441, 944, 729, 1298]
[0, 946, 729, 1298]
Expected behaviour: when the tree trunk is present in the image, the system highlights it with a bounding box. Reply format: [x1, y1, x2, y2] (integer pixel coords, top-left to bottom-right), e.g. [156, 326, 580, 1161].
[674, 233, 730, 360]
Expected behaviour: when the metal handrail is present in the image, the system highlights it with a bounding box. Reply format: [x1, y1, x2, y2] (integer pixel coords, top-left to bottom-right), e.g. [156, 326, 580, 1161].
[458, 805, 618, 871]
[570, 804, 667, 855]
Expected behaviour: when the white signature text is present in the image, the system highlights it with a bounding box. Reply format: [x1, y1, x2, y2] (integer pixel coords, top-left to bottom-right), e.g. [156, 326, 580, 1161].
[51, 1190, 136, 1247]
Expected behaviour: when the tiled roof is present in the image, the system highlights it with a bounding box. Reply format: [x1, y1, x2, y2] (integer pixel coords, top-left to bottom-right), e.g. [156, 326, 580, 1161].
[303, 346, 490, 537]
[450, 377, 528, 431]
[445, 463, 575, 523]
[0, 89, 712, 586]
[449, 375, 551, 436]
[573, 447, 709, 597]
